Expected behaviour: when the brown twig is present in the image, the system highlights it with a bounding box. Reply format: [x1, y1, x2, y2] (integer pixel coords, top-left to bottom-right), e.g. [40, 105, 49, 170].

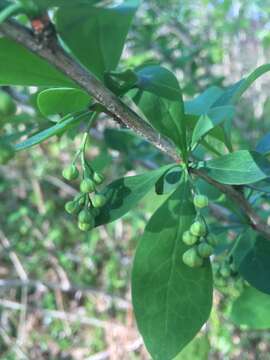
[0, 19, 269, 240]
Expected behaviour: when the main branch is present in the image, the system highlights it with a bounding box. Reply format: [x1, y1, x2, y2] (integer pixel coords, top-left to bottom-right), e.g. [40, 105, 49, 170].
[0, 19, 269, 240]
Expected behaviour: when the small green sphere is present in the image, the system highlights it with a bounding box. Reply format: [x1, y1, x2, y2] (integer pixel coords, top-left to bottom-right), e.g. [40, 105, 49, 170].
[197, 242, 214, 258]
[190, 221, 206, 237]
[93, 172, 105, 185]
[78, 222, 93, 232]
[62, 165, 79, 181]
[182, 231, 198, 246]
[194, 194, 209, 208]
[0, 142, 15, 164]
[80, 178, 95, 193]
[182, 247, 203, 268]
[92, 194, 106, 208]
[220, 265, 231, 278]
[78, 209, 93, 224]
[65, 201, 79, 214]
[0, 91, 16, 117]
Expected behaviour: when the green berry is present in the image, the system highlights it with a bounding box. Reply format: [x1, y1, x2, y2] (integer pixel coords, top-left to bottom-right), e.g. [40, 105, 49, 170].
[0, 91, 16, 117]
[78, 222, 93, 232]
[65, 201, 79, 214]
[62, 165, 79, 181]
[78, 209, 93, 224]
[80, 178, 95, 193]
[182, 231, 198, 246]
[197, 242, 214, 258]
[92, 194, 106, 208]
[0, 142, 15, 164]
[190, 221, 206, 237]
[93, 172, 105, 185]
[182, 247, 203, 268]
[194, 194, 209, 208]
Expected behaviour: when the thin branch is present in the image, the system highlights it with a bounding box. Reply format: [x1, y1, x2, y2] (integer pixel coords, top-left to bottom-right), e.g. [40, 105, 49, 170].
[0, 20, 179, 162]
[0, 19, 269, 240]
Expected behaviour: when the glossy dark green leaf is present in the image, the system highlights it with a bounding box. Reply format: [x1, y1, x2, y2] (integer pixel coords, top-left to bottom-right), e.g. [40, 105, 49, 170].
[233, 232, 270, 294]
[95, 164, 174, 226]
[229, 286, 270, 329]
[200, 150, 270, 185]
[56, 1, 139, 79]
[14, 112, 90, 151]
[256, 132, 270, 155]
[136, 91, 186, 156]
[155, 166, 182, 195]
[191, 106, 234, 147]
[37, 88, 90, 116]
[135, 65, 182, 101]
[132, 179, 213, 360]
[0, 38, 74, 87]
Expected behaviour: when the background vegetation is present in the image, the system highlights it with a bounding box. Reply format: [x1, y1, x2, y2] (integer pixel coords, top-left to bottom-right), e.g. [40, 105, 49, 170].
[1, 0, 270, 358]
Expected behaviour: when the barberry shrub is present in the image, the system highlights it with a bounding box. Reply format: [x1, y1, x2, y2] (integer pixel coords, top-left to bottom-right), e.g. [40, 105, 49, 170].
[1, 1, 270, 359]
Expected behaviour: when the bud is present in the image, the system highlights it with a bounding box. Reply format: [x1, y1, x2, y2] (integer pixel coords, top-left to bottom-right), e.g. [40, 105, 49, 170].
[92, 194, 106, 208]
[190, 221, 206, 237]
[80, 178, 95, 193]
[93, 172, 105, 185]
[78, 222, 93, 232]
[182, 247, 203, 268]
[197, 242, 214, 258]
[182, 231, 198, 246]
[220, 264, 231, 278]
[65, 201, 79, 214]
[78, 209, 92, 224]
[194, 194, 209, 208]
[62, 165, 79, 181]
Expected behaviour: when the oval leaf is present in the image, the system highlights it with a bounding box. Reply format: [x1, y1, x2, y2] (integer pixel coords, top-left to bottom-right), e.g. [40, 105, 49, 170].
[132, 179, 213, 360]
[200, 150, 270, 185]
[38, 88, 90, 116]
[95, 164, 175, 226]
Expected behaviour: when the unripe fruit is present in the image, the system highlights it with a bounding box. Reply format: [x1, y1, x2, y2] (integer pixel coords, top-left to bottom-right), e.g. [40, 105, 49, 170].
[80, 178, 95, 193]
[190, 221, 206, 237]
[182, 248, 203, 268]
[92, 194, 106, 208]
[182, 231, 198, 246]
[194, 194, 209, 208]
[0, 142, 15, 164]
[78, 209, 92, 224]
[65, 201, 80, 214]
[62, 165, 79, 181]
[0, 91, 16, 117]
[197, 242, 214, 258]
[78, 222, 93, 232]
[93, 172, 105, 185]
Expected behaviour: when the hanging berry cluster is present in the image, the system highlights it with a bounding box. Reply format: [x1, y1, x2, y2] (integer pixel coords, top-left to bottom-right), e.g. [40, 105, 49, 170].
[182, 194, 217, 268]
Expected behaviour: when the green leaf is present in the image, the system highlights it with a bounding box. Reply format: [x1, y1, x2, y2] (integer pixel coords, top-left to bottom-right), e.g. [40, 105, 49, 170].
[35, 0, 99, 9]
[136, 91, 186, 156]
[233, 233, 270, 295]
[135, 65, 182, 101]
[191, 106, 235, 148]
[200, 150, 270, 185]
[184, 87, 224, 115]
[256, 132, 270, 155]
[0, 38, 74, 87]
[132, 179, 213, 360]
[95, 164, 174, 226]
[155, 166, 182, 195]
[37, 88, 90, 116]
[230, 286, 270, 329]
[14, 111, 90, 151]
[173, 335, 210, 360]
[56, 1, 139, 79]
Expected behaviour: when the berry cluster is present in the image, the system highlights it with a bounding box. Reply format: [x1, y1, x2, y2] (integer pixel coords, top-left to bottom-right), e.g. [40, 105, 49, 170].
[62, 163, 106, 232]
[182, 194, 217, 268]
